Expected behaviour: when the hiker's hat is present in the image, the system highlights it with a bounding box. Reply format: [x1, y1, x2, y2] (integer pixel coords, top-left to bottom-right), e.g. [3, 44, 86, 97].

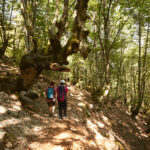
[60, 80, 65, 84]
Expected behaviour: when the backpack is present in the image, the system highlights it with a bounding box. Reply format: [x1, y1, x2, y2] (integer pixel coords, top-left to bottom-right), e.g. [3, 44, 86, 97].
[47, 87, 54, 99]
[57, 86, 66, 101]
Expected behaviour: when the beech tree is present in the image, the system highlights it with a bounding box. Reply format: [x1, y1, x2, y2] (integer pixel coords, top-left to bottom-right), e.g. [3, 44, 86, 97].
[14, 0, 90, 90]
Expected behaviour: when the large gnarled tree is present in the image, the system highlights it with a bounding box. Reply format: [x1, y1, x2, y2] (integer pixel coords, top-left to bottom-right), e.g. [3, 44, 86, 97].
[19, 0, 90, 90]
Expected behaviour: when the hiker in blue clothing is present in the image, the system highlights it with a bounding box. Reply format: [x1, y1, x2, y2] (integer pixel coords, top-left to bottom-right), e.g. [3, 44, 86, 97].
[45, 81, 56, 116]
[57, 80, 68, 120]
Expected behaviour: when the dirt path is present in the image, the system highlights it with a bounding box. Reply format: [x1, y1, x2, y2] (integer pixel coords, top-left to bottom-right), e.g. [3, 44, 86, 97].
[1, 84, 149, 150]
[0, 61, 149, 150]
[27, 85, 101, 150]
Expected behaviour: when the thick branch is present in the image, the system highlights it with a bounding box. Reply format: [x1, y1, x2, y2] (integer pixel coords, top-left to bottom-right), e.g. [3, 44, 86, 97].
[56, 0, 69, 37]
[49, 0, 69, 40]
[20, 53, 70, 89]
[48, 0, 69, 64]
[64, 0, 90, 58]
[19, 0, 90, 90]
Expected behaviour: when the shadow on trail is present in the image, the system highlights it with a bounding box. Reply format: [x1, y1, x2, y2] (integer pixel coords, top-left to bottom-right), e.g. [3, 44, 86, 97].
[98, 102, 150, 150]
[1, 82, 150, 150]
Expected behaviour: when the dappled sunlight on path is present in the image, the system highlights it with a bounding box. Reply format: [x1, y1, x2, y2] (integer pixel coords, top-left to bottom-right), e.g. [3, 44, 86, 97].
[26, 86, 128, 150]
[0, 84, 150, 150]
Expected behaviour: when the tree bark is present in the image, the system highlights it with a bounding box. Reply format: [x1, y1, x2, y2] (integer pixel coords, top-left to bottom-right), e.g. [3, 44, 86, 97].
[141, 24, 149, 102]
[131, 11, 142, 118]
[18, 0, 90, 90]
[115, 48, 123, 98]
[98, 0, 112, 104]
[0, 0, 9, 57]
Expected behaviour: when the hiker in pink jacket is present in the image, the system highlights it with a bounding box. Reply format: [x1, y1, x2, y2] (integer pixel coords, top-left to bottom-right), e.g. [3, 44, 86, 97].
[57, 80, 68, 120]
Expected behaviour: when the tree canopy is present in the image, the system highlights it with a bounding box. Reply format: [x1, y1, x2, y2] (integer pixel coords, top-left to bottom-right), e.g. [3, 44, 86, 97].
[0, 0, 150, 118]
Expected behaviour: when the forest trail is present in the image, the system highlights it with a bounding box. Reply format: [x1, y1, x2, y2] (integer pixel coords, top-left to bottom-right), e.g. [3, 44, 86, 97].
[0, 61, 150, 150]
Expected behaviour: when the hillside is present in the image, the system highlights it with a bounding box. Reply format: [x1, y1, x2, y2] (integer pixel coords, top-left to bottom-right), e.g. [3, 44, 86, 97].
[0, 60, 150, 150]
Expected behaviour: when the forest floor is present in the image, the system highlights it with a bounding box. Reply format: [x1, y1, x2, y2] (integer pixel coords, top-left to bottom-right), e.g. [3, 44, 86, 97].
[0, 59, 150, 150]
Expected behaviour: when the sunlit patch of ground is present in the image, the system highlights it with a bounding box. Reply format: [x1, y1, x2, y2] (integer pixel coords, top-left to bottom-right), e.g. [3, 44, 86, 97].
[25, 85, 123, 150]
[30, 142, 66, 150]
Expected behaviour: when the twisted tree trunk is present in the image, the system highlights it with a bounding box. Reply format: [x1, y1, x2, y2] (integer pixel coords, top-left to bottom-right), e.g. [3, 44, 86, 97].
[19, 0, 90, 90]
